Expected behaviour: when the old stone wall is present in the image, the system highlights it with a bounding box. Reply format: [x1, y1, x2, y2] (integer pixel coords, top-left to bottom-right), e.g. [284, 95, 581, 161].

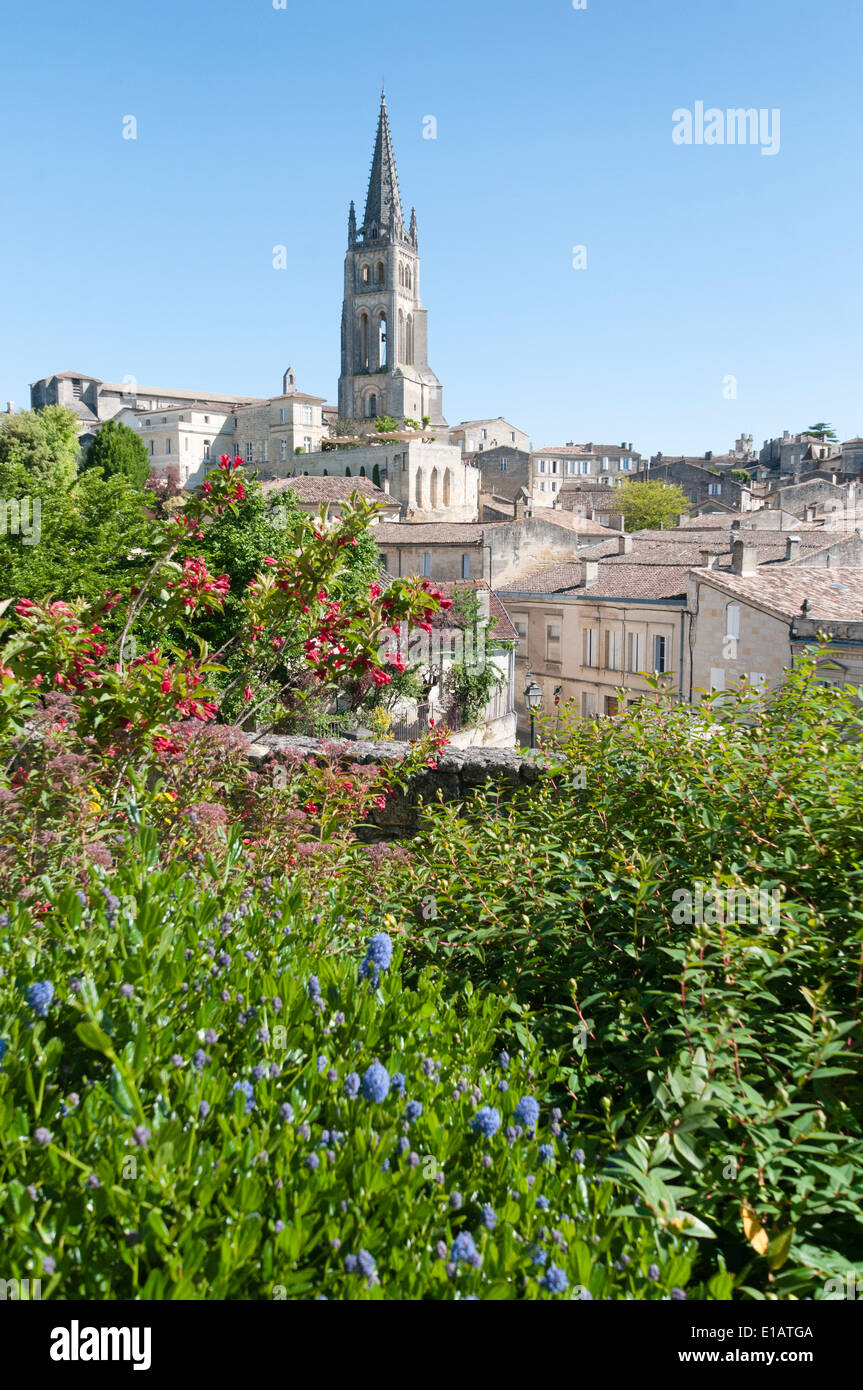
[246, 734, 545, 838]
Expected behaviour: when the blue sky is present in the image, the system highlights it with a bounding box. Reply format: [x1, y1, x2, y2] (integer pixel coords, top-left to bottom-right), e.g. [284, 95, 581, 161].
[0, 0, 860, 456]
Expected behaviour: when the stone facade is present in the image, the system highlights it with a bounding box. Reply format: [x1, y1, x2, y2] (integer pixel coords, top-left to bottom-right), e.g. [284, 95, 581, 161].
[530, 444, 642, 503]
[642, 458, 753, 512]
[449, 419, 529, 454]
[262, 439, 478, 523]
[338, 94, 445, 426]
[374, 513, 605, 585]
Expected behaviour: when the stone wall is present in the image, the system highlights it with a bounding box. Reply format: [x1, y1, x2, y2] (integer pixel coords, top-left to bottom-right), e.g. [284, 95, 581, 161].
[246, 734, 544, 837]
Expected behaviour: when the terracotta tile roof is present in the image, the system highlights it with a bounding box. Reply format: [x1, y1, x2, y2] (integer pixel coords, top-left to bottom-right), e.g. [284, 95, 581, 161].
[375, 523, 486, 544]
[691, 565, 863, 621]
[500, 560, 690, 600]
[430, 581, 519, 641]
[531, 509, 619, 536]
[260, 476, 390, 503]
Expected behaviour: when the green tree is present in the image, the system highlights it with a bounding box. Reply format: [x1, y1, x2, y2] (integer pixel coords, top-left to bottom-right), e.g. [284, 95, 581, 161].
[82, 418, 151, 485]
[0, 406, 80, 492]
[372, 463, 381, 488]
[804, 423, 838, 442]
[614, 479, 691, 532]
[0, 470, 156, 610]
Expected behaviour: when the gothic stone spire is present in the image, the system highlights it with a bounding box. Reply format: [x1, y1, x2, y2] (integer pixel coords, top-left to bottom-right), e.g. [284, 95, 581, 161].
[361, 90, 403, 239]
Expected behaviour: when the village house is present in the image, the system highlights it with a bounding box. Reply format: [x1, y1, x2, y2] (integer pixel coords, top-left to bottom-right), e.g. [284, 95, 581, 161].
[687, 563, 863, 699]
[529, 443, 642, 503]
[259, 474, 401, 523]
[374, 513, 618, 586]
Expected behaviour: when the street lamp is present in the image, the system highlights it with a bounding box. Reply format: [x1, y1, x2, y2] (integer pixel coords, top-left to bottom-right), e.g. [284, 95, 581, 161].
[524, 678, 542, 750]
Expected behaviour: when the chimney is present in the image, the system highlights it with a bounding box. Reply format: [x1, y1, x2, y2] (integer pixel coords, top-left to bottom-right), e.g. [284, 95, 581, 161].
[730, 519, 741, 533]
[732, 538, 758, 576]
[785, 534, 801, 562]
[804, 505, 817, 522]
[581, 559, 599, 587]
[5, 401, 13, 414]
[617, 534, 632, 554]
[628, 442, 632, 452]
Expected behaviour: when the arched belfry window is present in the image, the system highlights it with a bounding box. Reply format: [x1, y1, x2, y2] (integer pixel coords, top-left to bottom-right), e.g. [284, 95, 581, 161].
[430, 468, 440, 509]
[376, 261, 385, 284]
[405, 265, 412, 292]
[367, 393, 378, 419]
[359, 312, 370, 368]
[378, 311, 388, 368]
[443, 469, 452, 506]
[398, 309, 405, 361]
[361, 264, 370, 284]
[405, 313, 414, 365]
[415, 468, 423, 508]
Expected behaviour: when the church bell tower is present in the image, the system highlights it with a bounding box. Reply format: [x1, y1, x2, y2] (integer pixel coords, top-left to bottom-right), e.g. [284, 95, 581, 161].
[338, 91, 445, 427]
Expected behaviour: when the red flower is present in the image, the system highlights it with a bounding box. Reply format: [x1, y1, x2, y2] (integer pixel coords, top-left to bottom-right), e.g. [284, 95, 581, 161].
[243, 685, 253, 702]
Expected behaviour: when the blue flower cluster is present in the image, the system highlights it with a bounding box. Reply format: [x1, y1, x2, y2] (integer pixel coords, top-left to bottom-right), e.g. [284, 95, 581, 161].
[26, 980, 54, 1018]
[358, 932, 393, 989]
[514, 1095, 539, 1130]
[360, 1062, 390, 1103]
[470, 1106, 501, 1138]
[230, 1079, 256, 1114]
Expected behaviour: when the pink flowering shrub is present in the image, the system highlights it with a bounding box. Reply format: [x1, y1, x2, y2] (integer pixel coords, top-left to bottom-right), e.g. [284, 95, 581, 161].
[0, 457, 450, 896]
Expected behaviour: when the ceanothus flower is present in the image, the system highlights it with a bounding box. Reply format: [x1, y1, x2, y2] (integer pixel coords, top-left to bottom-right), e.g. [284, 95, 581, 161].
[536, 1195, 550, 1211]
[647, 1263, 660, 1282]
[361, 1062, 390, 1103]
[344, 1072, 360, 1099]
[541, 1266, 568, 1294]
[404, 1100, 423, 1124]
[498, 1050, 510, 1070]
[450, 1231, 481, 1267]
[279, 1102, 294, 1123]
[391, 1072, 406, 1095]
[470, 1106, 501, 1138]
[365, 933, 393, 971]
[26, 981, 54, 1018]
[481, 1205, 497, 1230]
[538, 1143, 555, 1165]
[514, 1095, 539, 1130]
[231, 1080, 255, 1114]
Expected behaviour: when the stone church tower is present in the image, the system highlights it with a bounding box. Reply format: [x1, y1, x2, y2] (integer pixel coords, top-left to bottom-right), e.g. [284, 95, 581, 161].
[338, 92, 446, 427]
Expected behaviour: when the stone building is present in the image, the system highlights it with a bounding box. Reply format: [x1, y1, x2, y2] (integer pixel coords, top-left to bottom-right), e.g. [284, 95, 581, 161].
[261, 438, 478, 523]
[639, 457, 753, 512]
[498, 535, 691, 740]
[374, 514, 617, 588]
[134, 371, 327, 487]
[449, 418, 529, 454]
[338, 92, 445, 426]
[529, 443, 641, 502]
[687, 563, 863, 699]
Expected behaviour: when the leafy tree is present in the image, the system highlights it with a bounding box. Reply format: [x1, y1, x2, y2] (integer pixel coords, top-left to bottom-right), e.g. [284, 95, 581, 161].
[0, 469, 156, 611]
[614, 479, 690, 531]
[372, 463, 381, 488]
[82, 418, 150, 485]
[0, 406, 80, 492]
[805, 423, 838, 442]
[730, 469, 751, 483]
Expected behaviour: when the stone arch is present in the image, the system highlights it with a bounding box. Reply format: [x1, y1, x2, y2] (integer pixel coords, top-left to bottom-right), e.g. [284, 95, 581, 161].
[398, 308, 405, 362]
[405, 313, 414, 365]
[376, 260, 385, 284]
[361, 264, 370, 284]
[367, 392, 378, 419]
[430, 467, 439, 509]
[405, 264, 412, 291]
[415, 467, 423, 509]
